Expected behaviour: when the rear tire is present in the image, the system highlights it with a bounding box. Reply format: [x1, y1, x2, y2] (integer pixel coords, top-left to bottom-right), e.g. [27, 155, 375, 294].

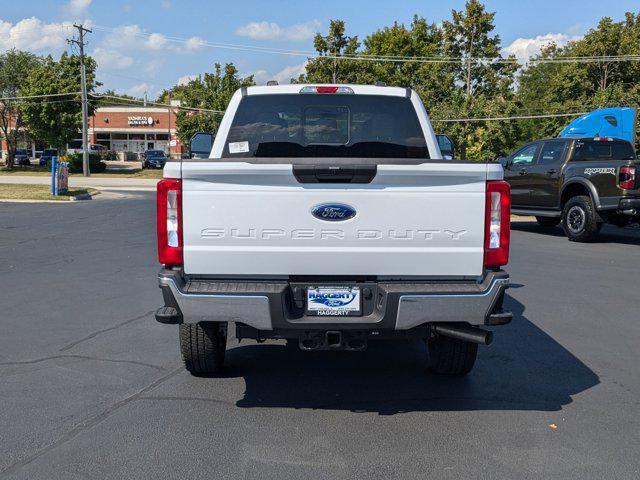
[536, 216, 560, 227]
[179, 322, 226, 374]
[427, 334, 477, 375]
[562, 195, 601, 242]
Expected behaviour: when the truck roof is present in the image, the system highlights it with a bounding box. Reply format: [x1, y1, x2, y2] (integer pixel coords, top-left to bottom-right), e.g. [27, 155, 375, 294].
[243, 84, 411, 98]
[534, 137, 631, 144]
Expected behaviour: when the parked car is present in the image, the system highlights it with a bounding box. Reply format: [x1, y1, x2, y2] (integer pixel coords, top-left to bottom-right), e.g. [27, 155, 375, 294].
[499, 136, 639, 241]
[39, 148, 58, 167]
[14, 149, 30, 166]
[66, 143, 107, 155]
[155, 84, 513, 376]
[142, 150, 167, 169]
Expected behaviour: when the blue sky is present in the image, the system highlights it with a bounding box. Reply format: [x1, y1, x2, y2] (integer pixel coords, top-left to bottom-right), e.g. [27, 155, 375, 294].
[1, 0, 638, 98]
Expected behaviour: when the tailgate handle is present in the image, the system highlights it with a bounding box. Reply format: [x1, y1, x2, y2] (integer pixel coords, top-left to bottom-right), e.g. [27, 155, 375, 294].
[293, 164, 377, 184]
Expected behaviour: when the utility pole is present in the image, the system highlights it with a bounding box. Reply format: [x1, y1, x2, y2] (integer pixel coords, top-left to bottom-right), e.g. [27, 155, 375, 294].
[69, 24, 92, 176]
[167, 92, 172, 158]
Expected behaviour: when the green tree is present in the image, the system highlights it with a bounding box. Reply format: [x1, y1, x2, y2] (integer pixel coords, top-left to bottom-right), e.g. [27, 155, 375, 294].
[443, 0, 515, 99]
[359, 16, 455, 106]
[162, 63, 254, 144]
[302, 20, 362, 83]
[517, 12, 640, 146]
[440, 0, 518, 160]
[20, 52, 99, 150]
[0, 49, 41, 168]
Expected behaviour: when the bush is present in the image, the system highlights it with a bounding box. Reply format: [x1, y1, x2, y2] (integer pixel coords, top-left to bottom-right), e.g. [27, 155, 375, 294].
[99, 150, 118, 161]
[47, 153, 107, 173]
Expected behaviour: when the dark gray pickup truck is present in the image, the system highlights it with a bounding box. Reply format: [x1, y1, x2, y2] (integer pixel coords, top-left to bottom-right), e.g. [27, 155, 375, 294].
[500, 137, 639, 241]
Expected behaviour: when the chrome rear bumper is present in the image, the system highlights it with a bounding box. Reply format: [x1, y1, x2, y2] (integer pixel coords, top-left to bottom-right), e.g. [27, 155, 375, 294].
[158, 270, 510, 331]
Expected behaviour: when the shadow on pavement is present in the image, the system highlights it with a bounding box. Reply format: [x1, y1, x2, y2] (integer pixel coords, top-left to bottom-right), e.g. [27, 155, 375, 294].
[222, 294, 599, 415]
[511, 221, 640, 245]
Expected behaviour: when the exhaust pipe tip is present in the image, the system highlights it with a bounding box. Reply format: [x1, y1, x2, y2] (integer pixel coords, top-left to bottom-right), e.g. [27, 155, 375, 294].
[434, 324, 493, 346]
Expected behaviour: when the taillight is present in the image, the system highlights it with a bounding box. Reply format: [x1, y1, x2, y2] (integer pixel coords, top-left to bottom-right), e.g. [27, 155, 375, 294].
[619, 166, 636, 190]
[157, 178, 183, 267]
[484, 180, 511, 268]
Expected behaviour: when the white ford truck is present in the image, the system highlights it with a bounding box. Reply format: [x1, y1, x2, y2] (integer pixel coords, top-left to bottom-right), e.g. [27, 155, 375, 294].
[155, 84, 512, 376]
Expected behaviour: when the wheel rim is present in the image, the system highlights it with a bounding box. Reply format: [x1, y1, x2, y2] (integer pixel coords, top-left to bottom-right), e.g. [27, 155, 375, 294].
[567, 205, 586, 233]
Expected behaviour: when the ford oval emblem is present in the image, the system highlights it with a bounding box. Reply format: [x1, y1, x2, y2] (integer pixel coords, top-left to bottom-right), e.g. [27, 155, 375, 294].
[311, 203, 356, 221]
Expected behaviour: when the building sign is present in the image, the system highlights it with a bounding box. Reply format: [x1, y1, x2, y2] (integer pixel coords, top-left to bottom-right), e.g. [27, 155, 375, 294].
[128, 116, 154, 126]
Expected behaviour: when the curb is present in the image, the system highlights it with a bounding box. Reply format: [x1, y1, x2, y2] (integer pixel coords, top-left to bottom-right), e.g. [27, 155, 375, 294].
[510, 215, 536, 222]
[0, 189, 100, 203]
[0, 199, 78, 203]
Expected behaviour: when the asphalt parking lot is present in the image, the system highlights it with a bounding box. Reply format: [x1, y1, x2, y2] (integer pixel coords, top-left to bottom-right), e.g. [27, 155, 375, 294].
[1, 192, 639, 480]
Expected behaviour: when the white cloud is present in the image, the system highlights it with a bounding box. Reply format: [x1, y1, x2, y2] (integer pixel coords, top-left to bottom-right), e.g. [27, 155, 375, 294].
[236, 20, 320, 41]
[273, 62, 307, 83]
[101, 24, 144, 50]
[249, 69, 270, 84]
[503, 33, 581, 63]
[248, 61, 307, 85]
[0, 17, 70, 54]
[92, 47, 133, 70]
[177, 74, 198, 86]
[101, 24, 202, 54]
[67, 0, 92, 16]
[185, 36, 204, 51]
[146, 32, 168, 50]
[126, 82, 152, 98]
[161, 0, 171, 8]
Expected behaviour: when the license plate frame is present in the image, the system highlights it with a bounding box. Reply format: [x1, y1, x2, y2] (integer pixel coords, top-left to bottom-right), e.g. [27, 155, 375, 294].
[306, 286, 362, 317]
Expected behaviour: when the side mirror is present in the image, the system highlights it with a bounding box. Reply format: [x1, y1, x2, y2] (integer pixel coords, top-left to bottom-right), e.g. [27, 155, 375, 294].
[189, 132, 213, 159]
[496, 157, 511, 169]
[436, 134, 455, 160]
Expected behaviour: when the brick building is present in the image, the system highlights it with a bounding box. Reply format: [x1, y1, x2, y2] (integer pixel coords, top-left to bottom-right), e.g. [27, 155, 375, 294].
[2, 104, 185, 160]
[88, 105, 184, 158]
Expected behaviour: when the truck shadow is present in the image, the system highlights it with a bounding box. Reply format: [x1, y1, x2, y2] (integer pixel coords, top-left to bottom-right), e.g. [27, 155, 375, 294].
[511, 221, 640, 245]
[225, 294, 598, 414]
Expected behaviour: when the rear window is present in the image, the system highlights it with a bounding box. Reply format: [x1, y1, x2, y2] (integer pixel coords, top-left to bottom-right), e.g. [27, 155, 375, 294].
[573, 140, 635, 161]
[223, 94, 428, 158]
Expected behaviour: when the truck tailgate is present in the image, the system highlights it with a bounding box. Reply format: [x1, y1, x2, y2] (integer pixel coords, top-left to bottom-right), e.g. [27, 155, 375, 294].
[181, 162, 490, 277]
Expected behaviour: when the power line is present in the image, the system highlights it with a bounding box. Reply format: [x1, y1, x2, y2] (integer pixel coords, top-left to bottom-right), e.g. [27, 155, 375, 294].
[89, 93, 225, 114]
[431, 112, 587, 123]
[2, 90, 623, 123]
[0, 92, 81, 101]
[90, 24, 640, 65]
[89, 93, 631, 122]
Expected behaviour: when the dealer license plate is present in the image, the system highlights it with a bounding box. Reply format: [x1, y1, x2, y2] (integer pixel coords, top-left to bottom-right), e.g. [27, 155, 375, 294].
[306, 287, 361, 316]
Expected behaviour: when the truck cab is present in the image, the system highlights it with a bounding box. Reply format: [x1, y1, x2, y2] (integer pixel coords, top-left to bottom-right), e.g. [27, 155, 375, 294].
[501, 136, 639, 241]
[156, 84, 513, 376]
